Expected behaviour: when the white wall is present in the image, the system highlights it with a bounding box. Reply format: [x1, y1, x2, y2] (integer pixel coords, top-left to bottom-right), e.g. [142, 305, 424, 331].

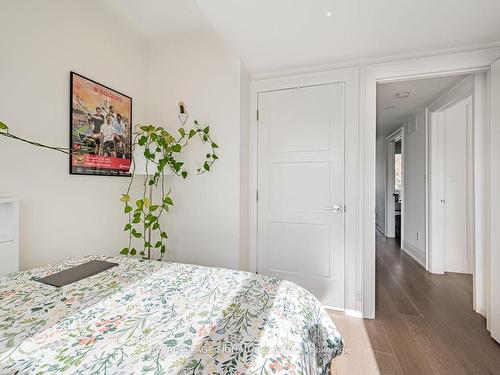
[0, 0, 148, 269]
[376, 109, 427, 265]
[145, 31, 249, 270]
[0, 2, 251, 271]
[402, 111, 426, 261]
[239, 64, 251, 271]
[375, 135, 386, 233]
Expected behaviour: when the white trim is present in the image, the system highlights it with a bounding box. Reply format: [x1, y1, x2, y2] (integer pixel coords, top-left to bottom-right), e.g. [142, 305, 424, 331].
[427, 77, 475, 276]
[249, 67, 360, 314]
[427, 75, 475, 112]
[400, 128, 405, 249]
[489, 58, 500, 341]
[344, 309, 364, 318]
[384, 128, 404, 242]
[252, 42, 500, 81]
[428, 111, 445, 274]
[472, 72, 489, 318]
[385, 137, 396, 238]
[402, 240, 426, 268]
[362, 46, 500, 319]
[375, 223, 385, 235]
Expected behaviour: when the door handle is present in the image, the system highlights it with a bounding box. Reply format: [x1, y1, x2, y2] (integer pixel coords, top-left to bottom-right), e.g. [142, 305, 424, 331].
[323, 204, 344, 213]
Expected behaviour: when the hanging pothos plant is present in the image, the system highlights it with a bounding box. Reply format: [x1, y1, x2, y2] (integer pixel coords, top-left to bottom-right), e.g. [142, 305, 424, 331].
[121, 121, 218, 260]
[0, 119, 219, 261]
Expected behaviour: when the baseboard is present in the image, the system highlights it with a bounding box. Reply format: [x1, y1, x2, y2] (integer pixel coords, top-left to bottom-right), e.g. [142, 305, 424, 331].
[445, 259, 469, 274]
[323, 306, 363, 319]
[402, 240, 426, 268]
[476, 308, 487, 318]
[375, 223, 385, 235]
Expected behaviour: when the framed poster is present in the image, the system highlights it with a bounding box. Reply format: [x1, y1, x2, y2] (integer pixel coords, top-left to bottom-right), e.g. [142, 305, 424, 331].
[70, 72, 132, 176]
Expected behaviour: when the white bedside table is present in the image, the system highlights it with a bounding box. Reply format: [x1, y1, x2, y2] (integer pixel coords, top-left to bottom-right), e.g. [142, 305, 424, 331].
[0, 197, 19, 276]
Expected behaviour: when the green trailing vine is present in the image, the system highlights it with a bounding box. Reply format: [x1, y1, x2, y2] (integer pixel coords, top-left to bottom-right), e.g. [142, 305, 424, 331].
[120, 120, 218, 260]
[0, 119, 219, 261]
[0, 120, 71, 154]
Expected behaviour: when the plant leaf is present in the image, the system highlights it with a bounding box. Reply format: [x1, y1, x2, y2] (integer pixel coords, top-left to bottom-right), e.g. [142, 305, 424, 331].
[171, 144, 182, 153]
[120, 248, 129, 255]
[120, 194, 131, 203]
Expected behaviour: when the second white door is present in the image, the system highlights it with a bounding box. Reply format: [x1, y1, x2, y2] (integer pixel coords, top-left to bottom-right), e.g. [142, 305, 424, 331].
[441, 96, 473, 274]
[257, 83, 345, 308]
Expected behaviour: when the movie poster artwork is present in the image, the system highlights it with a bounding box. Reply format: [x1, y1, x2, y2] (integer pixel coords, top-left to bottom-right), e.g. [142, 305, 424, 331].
[70, 72, 132, 176]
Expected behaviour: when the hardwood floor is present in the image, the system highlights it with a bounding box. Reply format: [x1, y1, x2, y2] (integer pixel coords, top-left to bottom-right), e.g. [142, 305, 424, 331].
[330, 232, 500, 375]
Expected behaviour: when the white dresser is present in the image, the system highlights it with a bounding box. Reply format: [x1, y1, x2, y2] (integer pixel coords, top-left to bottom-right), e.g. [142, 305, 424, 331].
[0, 198, 19, 276]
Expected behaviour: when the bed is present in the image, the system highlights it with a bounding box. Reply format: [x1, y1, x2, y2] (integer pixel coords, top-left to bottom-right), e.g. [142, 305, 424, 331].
[0, 256, 343, 374]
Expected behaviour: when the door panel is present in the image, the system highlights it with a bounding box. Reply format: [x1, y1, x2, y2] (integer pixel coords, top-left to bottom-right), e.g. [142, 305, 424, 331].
[267, 86, 332, 152]
[267, 222, 330, 277]
[442, 97, 471, 274]
[268, 162, 330, 212]
[257, 83, 345, 308]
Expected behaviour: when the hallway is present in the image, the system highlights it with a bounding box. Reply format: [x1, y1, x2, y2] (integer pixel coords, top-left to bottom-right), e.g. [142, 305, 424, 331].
[331, 232, 500, 374]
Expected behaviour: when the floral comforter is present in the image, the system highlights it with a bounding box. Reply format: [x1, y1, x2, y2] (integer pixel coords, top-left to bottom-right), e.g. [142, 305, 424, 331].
[0, 256, 342, 374]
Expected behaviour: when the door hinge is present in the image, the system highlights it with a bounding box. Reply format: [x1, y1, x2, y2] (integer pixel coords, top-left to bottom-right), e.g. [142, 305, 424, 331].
[256, 109, 259, 121]
[256, 191, 259, 201]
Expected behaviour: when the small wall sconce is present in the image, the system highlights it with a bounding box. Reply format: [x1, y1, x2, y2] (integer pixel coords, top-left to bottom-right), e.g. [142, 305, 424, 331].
[178, 101, 188, 126]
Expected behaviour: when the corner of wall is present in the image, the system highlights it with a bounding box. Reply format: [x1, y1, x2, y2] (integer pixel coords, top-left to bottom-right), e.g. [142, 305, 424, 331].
[239, 61, 251, 271]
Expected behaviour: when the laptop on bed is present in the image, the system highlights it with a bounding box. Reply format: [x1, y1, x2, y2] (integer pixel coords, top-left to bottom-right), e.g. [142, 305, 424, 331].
[35, 260, 118, 287]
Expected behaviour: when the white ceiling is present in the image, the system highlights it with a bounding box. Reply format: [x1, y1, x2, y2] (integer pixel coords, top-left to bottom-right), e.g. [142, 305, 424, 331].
[377, 75, 466, 136]
[96, 0, 211, 37]
[94, 0, 500, 74]
[195, 0, 500, 74]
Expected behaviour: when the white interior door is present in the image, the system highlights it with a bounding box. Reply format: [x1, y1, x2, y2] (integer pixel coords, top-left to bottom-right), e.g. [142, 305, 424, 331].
[490, 59, 500, 343]
[441, 96, 472, 274]
[257, 83, 345, 308]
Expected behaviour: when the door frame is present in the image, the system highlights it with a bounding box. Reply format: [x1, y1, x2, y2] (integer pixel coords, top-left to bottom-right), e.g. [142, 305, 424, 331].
[427, 76, 474, 275]
[362, 47, 500, 318]
[249, 67, 360, 315]
[384, 127, 404, 245]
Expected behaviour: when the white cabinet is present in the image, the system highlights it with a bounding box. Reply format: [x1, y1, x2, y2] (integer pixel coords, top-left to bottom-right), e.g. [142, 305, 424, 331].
[0, 198, 19, 276]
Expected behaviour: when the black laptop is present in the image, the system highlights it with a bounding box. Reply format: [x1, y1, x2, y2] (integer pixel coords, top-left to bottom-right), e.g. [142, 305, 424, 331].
[35, 260, 118, 287]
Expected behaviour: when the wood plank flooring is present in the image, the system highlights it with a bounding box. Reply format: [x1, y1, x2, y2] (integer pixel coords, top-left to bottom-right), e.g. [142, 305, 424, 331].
[330, 232, 500, 375]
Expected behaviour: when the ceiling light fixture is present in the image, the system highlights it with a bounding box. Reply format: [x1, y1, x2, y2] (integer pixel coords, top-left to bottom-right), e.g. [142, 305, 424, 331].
[395, 91, 411, 99]
[326, 11, 332, 17]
